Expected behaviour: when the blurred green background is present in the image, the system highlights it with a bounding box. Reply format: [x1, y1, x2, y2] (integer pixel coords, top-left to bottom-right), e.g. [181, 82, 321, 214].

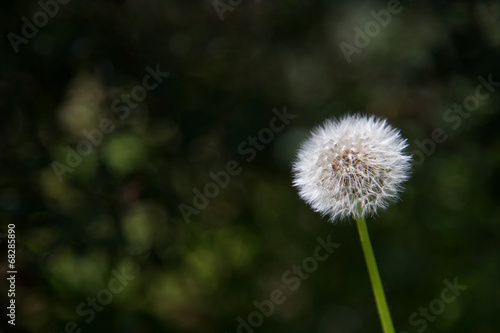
[1, 0, 499, 332]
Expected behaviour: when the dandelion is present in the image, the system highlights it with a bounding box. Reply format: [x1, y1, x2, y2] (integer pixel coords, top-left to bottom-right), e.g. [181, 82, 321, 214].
[293, 114, 412, 333]
[293, 114, 411, 221]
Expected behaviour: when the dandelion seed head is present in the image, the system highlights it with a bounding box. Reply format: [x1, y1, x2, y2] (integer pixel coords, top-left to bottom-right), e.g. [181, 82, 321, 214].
[293, 114, 411, 222]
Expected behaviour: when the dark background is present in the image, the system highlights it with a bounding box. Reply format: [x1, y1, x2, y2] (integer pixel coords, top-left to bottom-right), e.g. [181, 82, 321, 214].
[1, 0, 499, 332]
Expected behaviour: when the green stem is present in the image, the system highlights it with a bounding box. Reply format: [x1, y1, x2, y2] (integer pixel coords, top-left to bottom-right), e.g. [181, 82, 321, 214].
[356, 215, 395, 333]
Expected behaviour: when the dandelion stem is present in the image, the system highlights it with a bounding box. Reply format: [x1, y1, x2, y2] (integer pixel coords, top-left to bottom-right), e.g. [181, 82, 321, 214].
[356, 215, 395, 333]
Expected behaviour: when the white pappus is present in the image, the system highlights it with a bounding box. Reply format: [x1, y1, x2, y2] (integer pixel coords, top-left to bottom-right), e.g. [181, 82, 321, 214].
[293, 114, 412, 222]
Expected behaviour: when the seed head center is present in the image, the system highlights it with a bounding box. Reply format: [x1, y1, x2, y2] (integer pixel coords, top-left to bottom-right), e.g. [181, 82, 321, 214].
[331, 147, 364, 172]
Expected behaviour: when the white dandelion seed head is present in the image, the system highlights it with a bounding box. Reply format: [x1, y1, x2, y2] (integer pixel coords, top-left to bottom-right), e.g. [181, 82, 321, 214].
[293, 114, 412, 222]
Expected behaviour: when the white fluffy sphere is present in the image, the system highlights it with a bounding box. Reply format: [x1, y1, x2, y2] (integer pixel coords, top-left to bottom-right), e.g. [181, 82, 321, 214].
[293, 114, 412, 221]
